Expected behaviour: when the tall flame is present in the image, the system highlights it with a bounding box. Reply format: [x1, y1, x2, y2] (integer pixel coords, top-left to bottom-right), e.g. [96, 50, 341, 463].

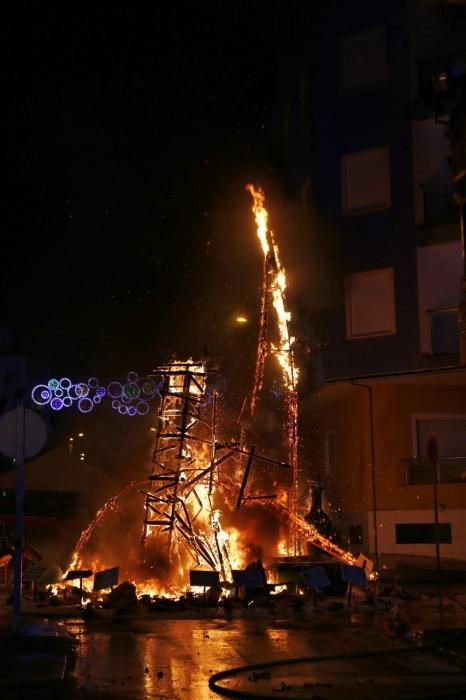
[246, 184, 300, 554]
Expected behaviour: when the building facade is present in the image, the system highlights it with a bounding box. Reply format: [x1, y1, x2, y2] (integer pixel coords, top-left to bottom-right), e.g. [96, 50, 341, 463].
[273, 0, 466, 560]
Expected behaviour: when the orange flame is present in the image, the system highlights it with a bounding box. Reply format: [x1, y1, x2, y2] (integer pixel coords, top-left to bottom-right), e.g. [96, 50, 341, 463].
[246, 184, 300, 554]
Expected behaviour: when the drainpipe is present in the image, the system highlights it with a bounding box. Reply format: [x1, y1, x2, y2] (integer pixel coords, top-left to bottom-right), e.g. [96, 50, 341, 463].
[458, 193, 466, 365]
[351, 380, 379, 567]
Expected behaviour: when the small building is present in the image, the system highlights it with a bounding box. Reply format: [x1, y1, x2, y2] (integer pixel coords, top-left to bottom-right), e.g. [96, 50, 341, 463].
[303, 366, 466, 561]
[0, 446, 119, 566]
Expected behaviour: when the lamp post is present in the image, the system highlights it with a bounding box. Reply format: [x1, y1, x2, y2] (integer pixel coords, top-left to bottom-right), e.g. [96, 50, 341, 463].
[13, 405, 25, 634]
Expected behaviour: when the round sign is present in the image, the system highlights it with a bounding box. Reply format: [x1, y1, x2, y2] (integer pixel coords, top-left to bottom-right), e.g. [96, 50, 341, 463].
[0, 407, 47, 460]
[427, 435, 439, 466]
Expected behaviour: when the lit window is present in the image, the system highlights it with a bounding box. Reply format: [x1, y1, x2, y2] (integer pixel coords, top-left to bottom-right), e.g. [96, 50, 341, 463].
[342, 146, 391, 215]
[340, 26, 387, 94]
[345, 267, 396, 339]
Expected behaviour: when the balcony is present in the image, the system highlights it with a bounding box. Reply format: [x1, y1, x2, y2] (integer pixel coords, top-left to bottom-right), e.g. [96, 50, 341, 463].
[403, 457, 466, 485]
[417, 181, 461, 247]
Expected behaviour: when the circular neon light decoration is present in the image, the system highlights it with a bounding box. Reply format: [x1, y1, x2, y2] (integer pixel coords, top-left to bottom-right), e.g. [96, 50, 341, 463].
[136, 401, 149, 416]
[75, 383, 89, 398]
[78, 397, 94, 413]
[107, 381, 123, 399]
[32, 371, 160, 415]
[123, 382, 140, 400]
[67, 385, 79, 401]
[32, 385, 51, 406]
[141, 379, 157, 397]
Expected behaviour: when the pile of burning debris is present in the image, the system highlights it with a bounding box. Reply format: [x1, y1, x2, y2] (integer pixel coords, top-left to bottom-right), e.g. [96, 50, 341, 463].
[28, 186, 374, 614]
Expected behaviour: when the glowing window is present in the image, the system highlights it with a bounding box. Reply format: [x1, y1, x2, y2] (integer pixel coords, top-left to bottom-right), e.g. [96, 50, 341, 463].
[342, 146, 391, 215]
[345, 267, 396, 339]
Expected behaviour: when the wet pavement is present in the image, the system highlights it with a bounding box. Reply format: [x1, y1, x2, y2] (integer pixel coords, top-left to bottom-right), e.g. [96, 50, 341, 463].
[3, 583, 466, 698]
[61, 606, 466, 699]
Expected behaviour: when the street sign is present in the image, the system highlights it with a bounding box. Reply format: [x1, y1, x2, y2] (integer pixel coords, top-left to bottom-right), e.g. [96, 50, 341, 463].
[189, 570, 220, 587]
[301, 566, 331, 589]
[231, 569, 266, 588]
[93, 566, 119, 591]
[0, 407, 47, 460]
[340, 564, 367, 586]
[64, 569, 93, 581]
[427, 435, 439, 466]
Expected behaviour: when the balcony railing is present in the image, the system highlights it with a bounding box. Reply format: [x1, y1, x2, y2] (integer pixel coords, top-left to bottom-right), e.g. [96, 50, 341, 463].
[403, 457, 466, 485]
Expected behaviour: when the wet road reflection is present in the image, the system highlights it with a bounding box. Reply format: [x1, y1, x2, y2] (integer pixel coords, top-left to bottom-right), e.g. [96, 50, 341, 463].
[65, 611, 411, 699]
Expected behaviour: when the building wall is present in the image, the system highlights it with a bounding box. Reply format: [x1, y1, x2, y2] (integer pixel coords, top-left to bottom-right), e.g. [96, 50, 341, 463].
[272, 1, 465, 389]
[367, 508, 466, 560]
[417, 241, 463, 354]
[305, 379, 466, 558]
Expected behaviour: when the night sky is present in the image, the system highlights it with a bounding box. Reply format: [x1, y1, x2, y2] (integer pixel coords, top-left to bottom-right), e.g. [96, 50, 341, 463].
[3, 3, 288, 385]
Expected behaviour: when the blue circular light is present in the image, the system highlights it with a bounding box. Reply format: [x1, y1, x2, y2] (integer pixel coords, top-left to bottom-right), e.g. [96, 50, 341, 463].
[94, 395, 101, 404]
[127, 371, 138, 383]
[54, 388, 63, 398]
[118, 405, 128, 415]
[112, 399, 120, 409]
[48, 379, 60, 391]
[88, 377, 99, 388]
[32, 384, 52, 406]
[51, 397, 63, 411]
[127, 406, 137, 417]
[96, 386, 106, 398]
[60, 377, 72, 390]
[63, 397, 72, 407]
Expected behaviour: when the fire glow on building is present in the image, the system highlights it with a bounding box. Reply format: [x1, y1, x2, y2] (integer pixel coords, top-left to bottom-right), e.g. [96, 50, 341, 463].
[33, 185, 369, 595]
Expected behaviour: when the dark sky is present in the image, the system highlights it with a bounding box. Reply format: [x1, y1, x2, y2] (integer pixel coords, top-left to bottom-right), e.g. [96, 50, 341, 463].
[3, 3, 286, 387]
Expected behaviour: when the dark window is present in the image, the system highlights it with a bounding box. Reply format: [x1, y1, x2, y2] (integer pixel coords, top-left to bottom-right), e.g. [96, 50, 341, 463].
[341, 26, 387, 94]
[396, 523, 452, 545]
[422, 182, 459, 227]
[431, 309, 459, 354]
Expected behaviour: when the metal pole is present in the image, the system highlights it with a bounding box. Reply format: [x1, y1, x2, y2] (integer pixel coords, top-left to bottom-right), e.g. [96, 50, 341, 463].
[236, 446, 256, 510]
[433, 455, 441, 572]
[13, 405, 25, 633]
[352, 382, 379, 567]
[432, 452, 444, 632]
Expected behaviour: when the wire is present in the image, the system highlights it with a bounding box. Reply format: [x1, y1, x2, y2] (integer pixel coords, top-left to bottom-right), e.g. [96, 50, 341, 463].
[208, 642, 466, 699]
